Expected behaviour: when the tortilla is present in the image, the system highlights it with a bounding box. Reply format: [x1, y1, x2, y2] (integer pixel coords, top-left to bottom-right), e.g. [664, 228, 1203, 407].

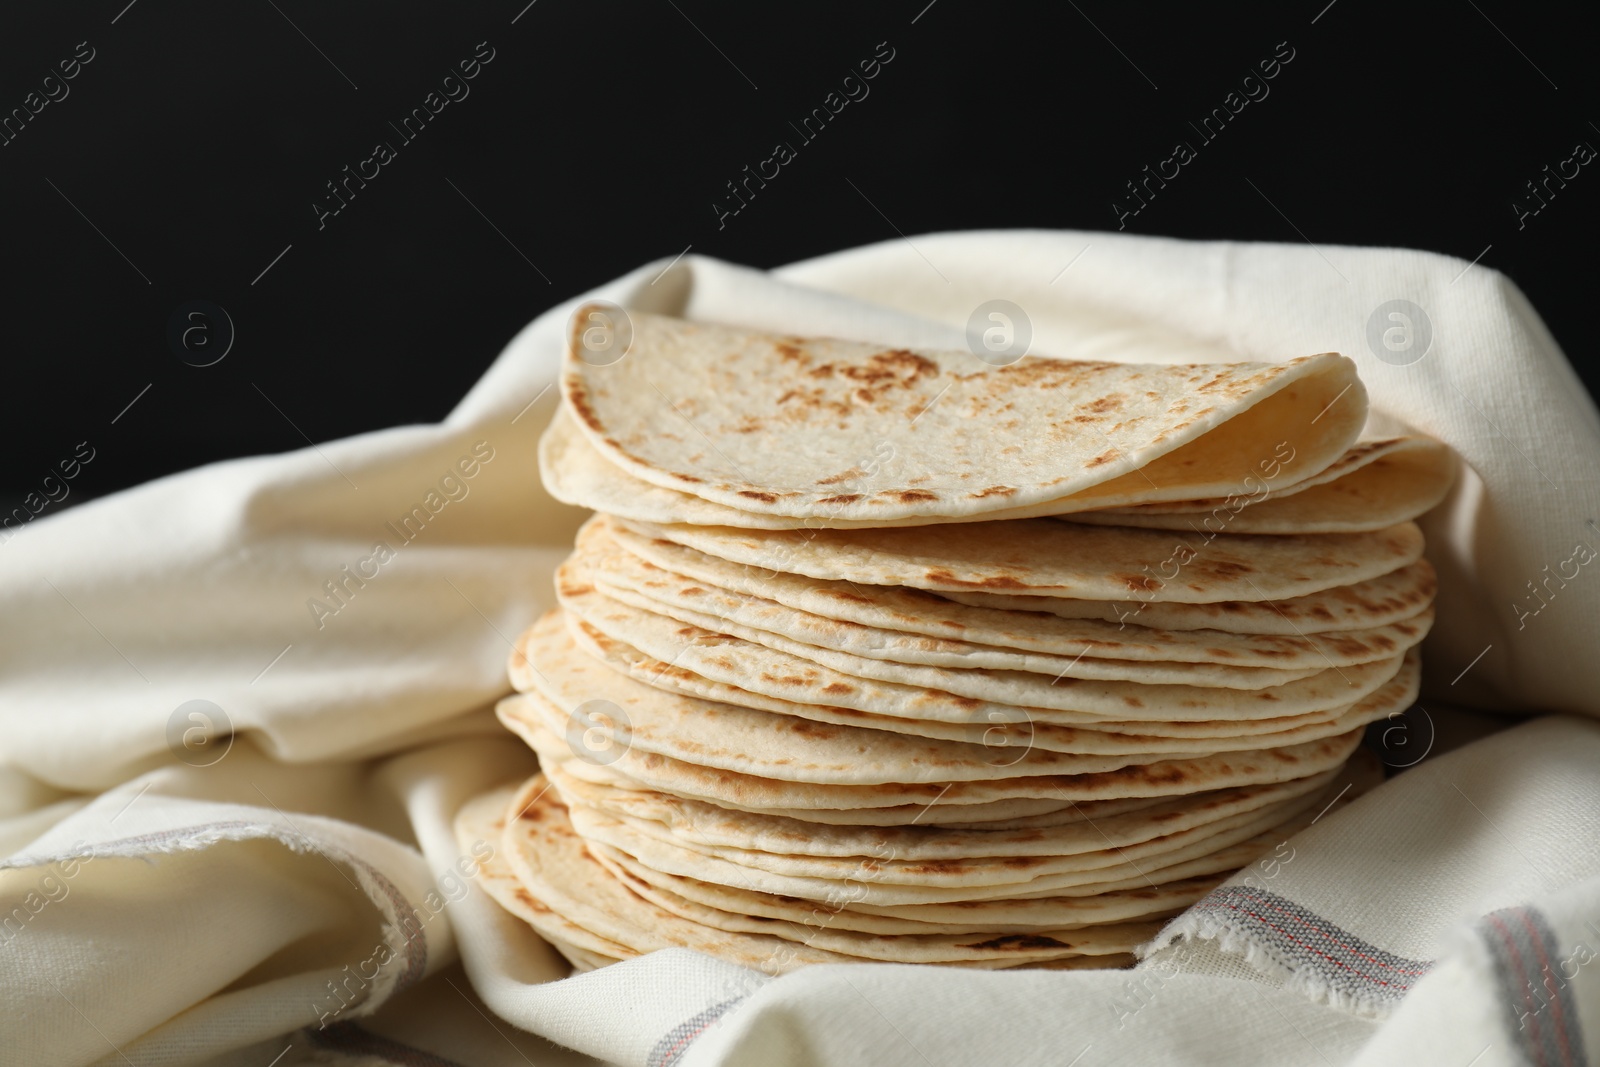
[1090, 435, 1451, 512]
[501, 774, 1156, 968]
[555, 591, 1406, 724]
[602, 514, 1434, 662]
[544, 755, 1343, 862]
[546, 611, 1419, 755]
[618, 517, 1425, 605]
[1070, 436, 1455, 534]
[558, 308, 1367, 523]
[596, 854, 1165, 958]
[573, 523, 1326, 690]
[453, 783, 638, 964]
[567, 781, 1331, 905]
[942, 559, 1437, 635]
[594, 841, 1227, 934]
[545, 748, 1154, 827]
[501, 697, 1367, 811]
[511, 614, 1262, 783]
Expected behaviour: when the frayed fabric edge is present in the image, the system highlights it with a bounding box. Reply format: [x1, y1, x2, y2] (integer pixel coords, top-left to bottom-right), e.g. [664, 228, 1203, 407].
[1139, 912, 1399, 1020]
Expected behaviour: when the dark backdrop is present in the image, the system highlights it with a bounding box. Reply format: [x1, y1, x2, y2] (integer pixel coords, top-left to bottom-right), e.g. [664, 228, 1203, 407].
[2, 0, 1594, 511]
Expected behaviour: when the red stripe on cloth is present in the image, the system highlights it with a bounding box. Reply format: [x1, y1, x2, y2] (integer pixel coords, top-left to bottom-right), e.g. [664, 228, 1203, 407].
[1488, 913, 1550, 1067]
[1194, 894, 1428, 989]
[1515, 909, 1578, 1067]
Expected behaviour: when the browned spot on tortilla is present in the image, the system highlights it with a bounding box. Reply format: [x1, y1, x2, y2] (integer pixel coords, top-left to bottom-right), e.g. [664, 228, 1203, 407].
[969, 485, 1017, 499]
[1048, 760, 1196, 791]
[923, 567, 1029, 590]
[1087, 450, 1119, 468]
[822, 682, 855, 696]
[738, 490, 777, 503]
[839, 349, 938, 385]
[1111, 572, 1162, 593]
[564, 381, 603, 434]
[1327, 634, 1386, 655]
[512, 888, 550, 913]
[818, 494, 863, 505]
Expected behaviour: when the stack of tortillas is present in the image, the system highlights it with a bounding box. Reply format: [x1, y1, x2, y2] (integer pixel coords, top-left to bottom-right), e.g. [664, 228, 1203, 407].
[457, 306, 1454, 973]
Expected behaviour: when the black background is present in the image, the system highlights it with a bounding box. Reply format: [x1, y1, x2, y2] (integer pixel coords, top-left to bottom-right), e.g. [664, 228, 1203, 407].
[2, 0, 1595, 512]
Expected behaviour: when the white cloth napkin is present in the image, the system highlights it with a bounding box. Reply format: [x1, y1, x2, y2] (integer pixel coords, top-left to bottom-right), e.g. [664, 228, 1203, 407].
[3, 231, 1598, 1067]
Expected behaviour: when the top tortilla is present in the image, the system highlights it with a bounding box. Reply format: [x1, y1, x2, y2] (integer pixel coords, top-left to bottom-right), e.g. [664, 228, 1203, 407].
[558, 308, 1367, 524]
